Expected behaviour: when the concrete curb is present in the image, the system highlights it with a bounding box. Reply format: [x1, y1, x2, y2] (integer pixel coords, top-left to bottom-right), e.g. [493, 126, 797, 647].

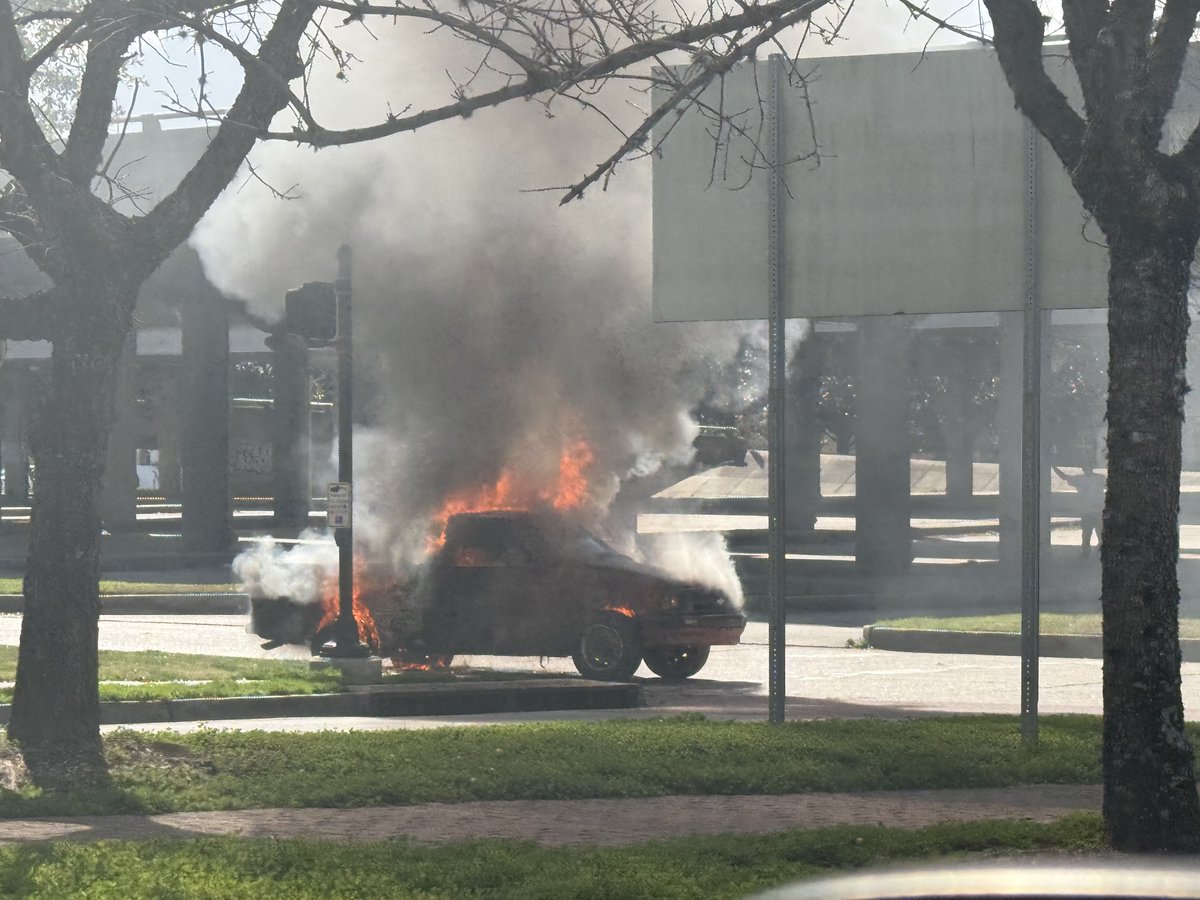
[0, 679, 642, 725]
[0, 593, 248, 615]
[862, 625, 1200, 661]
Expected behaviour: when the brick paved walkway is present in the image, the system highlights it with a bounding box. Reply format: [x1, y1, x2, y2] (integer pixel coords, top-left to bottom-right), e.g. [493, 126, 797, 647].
[0, 784, 1100, 847]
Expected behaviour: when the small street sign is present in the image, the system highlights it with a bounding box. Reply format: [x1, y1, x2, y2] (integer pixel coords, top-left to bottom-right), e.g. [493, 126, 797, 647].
[327, 482, 352, 528]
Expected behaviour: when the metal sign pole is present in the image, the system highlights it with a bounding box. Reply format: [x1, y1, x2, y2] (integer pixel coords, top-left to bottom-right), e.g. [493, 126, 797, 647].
[1020, 120, 1041, 744]
[330, 244, 368, 658]
[767, 53, 788, 725]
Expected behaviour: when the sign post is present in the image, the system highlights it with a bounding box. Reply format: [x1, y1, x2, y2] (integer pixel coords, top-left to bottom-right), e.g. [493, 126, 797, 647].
[327, 481, 352, 528]
[325, 245, 369, 659]
[766, 54, 788, 725]
[1020, 122, 1042, 744]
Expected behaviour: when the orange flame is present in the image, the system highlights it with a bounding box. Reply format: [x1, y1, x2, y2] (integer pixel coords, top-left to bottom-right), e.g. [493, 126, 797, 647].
[551, 439, 594, 510]
[604, 605, 636, 618]
[316, 558, 381, 649]
[426, 438, 595, 550]
[391, 653, 453, 672]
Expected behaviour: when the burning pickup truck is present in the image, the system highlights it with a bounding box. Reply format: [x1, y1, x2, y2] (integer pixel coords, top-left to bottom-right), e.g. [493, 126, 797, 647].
[250, 510, 746, 680]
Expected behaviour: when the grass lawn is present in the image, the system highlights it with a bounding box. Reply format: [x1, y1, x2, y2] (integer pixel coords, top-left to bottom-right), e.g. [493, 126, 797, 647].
[0, 648, 342, 703]
[0, 647, 561, 702]
[0, 579, 240, 595]
[0, 815, 1106, 899]
[0, 715, 1122, 816]
[872, 613, 1200, 639]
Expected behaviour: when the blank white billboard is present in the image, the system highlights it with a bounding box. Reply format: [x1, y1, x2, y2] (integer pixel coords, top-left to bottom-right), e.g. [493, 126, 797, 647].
[652, 47, 1196, 322]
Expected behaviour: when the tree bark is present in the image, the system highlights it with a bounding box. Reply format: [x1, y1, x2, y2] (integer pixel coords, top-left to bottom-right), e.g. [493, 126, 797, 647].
[8, 311, 126, 786]
[1101, 230, 1200, 851]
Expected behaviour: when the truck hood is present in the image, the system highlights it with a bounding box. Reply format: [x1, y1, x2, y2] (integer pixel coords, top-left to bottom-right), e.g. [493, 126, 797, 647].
[576, 551, 726, 599]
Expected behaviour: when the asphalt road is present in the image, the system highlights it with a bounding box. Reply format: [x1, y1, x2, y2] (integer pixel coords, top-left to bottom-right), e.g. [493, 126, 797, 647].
[1, 612, 1195, 732]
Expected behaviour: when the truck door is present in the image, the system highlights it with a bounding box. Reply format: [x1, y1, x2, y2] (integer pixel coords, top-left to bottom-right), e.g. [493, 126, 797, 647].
[427, 517, 541, 654]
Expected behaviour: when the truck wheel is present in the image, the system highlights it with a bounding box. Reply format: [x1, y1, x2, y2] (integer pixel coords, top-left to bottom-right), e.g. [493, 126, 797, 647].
[643, 645, 710, 680]
[572, 615, 642, 681]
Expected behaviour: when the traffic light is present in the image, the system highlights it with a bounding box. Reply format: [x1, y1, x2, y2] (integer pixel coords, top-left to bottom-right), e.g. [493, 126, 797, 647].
[285, 282, 338, 344]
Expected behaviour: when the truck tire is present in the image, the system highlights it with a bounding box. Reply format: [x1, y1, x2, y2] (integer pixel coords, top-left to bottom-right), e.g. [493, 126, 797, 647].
[643, 645, 710, 680]
[572, 614, 642, 681]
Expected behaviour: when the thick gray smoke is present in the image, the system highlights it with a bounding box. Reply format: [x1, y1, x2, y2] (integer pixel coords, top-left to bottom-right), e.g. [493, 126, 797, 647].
[199, 25, 748, 597]
[348, 232, 733, 568]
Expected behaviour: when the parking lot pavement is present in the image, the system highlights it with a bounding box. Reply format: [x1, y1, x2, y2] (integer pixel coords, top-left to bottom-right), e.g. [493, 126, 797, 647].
[0, 611, 1191, 733]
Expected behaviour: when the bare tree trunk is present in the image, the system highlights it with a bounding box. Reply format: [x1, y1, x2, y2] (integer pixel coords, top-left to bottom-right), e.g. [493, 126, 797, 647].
[8, 320, 123, 786]
[1102, 232, 1200, 851]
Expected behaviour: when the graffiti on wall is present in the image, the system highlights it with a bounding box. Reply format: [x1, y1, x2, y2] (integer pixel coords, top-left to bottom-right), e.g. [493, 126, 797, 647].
[231, 441, 272, 474]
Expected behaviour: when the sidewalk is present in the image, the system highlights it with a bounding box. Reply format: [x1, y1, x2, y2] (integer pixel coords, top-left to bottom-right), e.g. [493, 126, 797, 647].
[0, 785, 1100, 847]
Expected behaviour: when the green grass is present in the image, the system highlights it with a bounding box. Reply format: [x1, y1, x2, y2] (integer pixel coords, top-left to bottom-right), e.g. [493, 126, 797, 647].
[0, 579, 240, 595]
[873, 613, 1200, 639]
[0, 648, 565, 702]
[0, 815, 1106, 899]
[0, 715, 1119, 816]
[0, 650, 345, 702]
[0, 648, 325, 684]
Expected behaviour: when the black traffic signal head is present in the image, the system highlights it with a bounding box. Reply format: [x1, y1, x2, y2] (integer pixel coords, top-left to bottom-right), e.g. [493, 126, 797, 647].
[285, 282, 338, 344]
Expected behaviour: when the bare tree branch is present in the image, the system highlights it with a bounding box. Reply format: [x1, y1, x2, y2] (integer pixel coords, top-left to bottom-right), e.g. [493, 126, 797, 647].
[0, 184, 51, 273]
[557, 0, 815, 203]
[0, 0, 62, 186]
[261, 0, 831, 150]
[63, 10, 137, 184]
[135, 0, 318, 265]
[24, 5, 93, 72]
[892, 0, 991, 46]
[1060, 0, 1109, 117]
[171, 12, 320, 133]
[1143, 0, 1200, 146]
[981, 0, 1087, 171]
[319, 0, 548, 75]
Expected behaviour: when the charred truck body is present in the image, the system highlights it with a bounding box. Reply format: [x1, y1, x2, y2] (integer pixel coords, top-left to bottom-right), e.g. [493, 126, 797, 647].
[251, 510, 746, 680]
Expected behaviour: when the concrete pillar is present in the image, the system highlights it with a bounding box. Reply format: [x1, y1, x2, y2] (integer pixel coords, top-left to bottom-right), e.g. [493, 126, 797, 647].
[997, 311, 1022, 572]
[101, 333, 139, 530]
[944, 339, 976, 504]
[998, 309, 1055, 578]
[1, 366, 30, 508]
[785, 323, 822, 537]
[855, 317, 913, 574]
[181, 278, 231, 552]
[156, 375, 182, 495]
[271, 332, 310, 530]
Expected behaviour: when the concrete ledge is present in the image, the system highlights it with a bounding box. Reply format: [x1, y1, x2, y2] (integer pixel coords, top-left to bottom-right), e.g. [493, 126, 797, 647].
[0, 679, 642, 725]
[363, 680, 641, 717]
[862, 625, 1200, 662]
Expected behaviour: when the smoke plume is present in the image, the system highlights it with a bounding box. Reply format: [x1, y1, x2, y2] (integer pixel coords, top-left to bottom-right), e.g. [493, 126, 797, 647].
[200, 26, 749, 595]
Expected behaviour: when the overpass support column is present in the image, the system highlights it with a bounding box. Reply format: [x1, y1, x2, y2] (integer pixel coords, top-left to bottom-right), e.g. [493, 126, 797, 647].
[855, 317, 913, 574]
[181, 284, 231, 552]
[271, 333, 310, 531]
[786, 324, 823, 538]
[101, 333, 139, 531]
